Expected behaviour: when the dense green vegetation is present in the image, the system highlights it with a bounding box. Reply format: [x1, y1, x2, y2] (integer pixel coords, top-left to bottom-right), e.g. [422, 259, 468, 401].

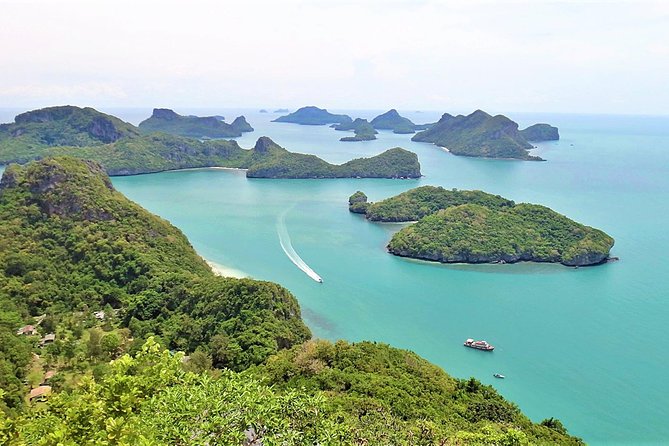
[138, 108, 253, 138]
[1, 339, 582, 445]
[353, 186, 614, 266]
[246, 138, 421, 178]
[0, 107, 421, 179]
[254, 340, 584, 445]
[388, 203, 614, 266]
[412, 110, 543, 160]
[520, 123, 560, 141]
[334, 118, 378, 141]
[0, 157, 309, 409]
[273, 106, 351, 125]
[44, 133, 249, 175]
[0, 158, 581, 444]
[359, 185, 515, 222]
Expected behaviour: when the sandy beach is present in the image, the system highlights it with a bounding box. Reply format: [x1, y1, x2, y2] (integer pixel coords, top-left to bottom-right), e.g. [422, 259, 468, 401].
[204, 259, 249, 279]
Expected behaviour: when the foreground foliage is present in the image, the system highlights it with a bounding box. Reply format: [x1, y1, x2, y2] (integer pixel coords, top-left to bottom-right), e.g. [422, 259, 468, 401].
[1, 339, 582, 446]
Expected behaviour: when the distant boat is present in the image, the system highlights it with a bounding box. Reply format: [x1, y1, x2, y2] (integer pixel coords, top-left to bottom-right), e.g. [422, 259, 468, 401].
[493, 373, 505, 379]
[464, 338, 495, 351]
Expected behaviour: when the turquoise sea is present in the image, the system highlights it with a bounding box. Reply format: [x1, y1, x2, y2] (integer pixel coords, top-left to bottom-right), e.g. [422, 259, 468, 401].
[2, 108, 668, 444]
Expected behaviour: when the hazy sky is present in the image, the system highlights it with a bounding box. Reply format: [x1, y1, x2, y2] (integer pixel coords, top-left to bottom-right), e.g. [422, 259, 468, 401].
[1, 0, 667, 114]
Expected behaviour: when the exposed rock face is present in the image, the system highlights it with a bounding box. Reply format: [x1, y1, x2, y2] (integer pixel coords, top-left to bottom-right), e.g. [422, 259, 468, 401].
[0, 165, 20, 190]
[253, 136, 276, 154]
[230, 116, 254, 133]
[388, 245, 608, 267]
[151, 108, 180, 120]
[0, 158, 116, 221]
[348, 191, 370, 214]
[87, 116, 123, 143]
[562, 251, 609, 267]
[4, 106, 138, 147]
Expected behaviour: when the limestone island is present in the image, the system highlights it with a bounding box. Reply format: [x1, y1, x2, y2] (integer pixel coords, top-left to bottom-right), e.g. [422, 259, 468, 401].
[349, 185, 614, 266]
[412, 110, 548, 160]
[334, 118, 378, 141]
[138, 108, 253, 138]
[520, 123, 560, 141]
[0, 106, 420, 178]
[273, 108, 290, 113]
[272, 106, 351, 125]
[246, 137, 420, 178]
[370, 109, 433, 134]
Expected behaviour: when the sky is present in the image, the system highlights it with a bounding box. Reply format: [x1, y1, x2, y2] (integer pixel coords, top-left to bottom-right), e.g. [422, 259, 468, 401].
[0, 0, 667, 115]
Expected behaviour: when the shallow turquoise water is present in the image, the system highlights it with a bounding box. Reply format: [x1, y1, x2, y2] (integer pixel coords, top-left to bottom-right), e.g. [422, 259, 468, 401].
[3, 108, 668, 444]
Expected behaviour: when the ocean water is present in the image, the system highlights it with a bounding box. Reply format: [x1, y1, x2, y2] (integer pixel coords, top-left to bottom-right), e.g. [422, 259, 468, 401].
[2, 108, 668, 444]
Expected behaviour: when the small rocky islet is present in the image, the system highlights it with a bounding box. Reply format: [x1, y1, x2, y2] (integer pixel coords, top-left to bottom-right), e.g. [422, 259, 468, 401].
[349, 186, 614, 267]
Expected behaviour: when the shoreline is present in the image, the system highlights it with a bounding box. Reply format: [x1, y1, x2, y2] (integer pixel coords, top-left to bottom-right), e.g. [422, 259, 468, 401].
[204, 259, 250, 279]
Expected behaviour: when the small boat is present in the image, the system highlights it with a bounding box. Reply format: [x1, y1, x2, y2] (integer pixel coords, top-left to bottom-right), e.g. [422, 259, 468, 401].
[493, 373, 505, 379]
[464, 338, 494, 351]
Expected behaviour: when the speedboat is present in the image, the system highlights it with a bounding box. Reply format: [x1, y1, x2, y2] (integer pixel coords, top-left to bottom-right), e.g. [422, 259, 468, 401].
[493, 373, 505, 379]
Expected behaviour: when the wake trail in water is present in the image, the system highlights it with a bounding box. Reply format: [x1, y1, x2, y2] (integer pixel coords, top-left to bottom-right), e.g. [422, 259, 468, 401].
[277, 208, 322, 283]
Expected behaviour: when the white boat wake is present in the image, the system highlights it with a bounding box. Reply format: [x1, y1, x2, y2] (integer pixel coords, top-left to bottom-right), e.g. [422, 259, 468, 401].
[277, 209, 322, 283]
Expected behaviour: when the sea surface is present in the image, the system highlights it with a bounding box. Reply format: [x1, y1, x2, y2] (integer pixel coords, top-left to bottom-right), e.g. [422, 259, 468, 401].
[2, 107, 668, 444]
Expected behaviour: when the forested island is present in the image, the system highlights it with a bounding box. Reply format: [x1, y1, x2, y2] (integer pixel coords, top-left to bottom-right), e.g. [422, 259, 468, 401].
[412, 110, 558, 160]
[520, 123, 560, 141]
[138, 108, 253, 137]
[370, 109, 433, 134]
[0, 106, 420, 178]
[350, 186, 614, 266]
[246, 137, 419, 178]
[272, 106, 351, 125]
[0, 157, 582, 444]
[334, 118, 378, 141]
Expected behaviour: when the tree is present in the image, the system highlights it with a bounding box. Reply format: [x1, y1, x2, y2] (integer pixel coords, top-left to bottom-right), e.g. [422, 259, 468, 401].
[100, 333, 121, 359]
[86, 328, 103, 359]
